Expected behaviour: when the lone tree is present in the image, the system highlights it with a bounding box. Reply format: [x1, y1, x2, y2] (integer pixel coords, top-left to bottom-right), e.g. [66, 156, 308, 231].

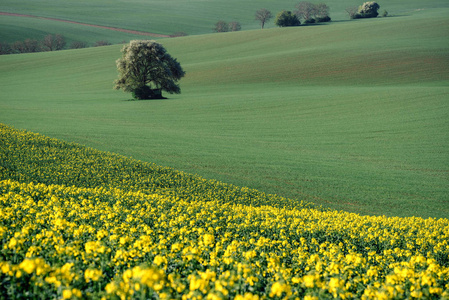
[255, 8, 273, 29]
[114, 40, 185, 100]
[275, 10, 301, 27]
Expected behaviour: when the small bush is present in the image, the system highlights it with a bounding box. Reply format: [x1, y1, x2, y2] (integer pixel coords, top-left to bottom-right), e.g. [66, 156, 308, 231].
[303, 18, 316, 24]
[42, 34, 66, 51]
[0, 42, 12, 55]
[214, 21, 229, 32]
[316, 15, 331, 22]
[94, 40, 111, 47]
[70, 41, 88, 49]
[228, 21, 242, 32]
[353, 1, 380, 19]
[275, 10, 301, 27]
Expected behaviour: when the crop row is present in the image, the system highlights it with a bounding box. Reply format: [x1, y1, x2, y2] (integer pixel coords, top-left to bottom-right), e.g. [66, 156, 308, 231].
[0, 124, 448, 299]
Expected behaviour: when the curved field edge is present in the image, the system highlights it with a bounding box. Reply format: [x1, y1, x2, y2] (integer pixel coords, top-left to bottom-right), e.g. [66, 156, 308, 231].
[0, 124, 448, 299]
[0, 123, 318, 211]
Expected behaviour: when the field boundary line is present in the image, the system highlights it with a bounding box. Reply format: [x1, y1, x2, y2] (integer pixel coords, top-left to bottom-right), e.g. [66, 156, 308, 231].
[0, 12, 171, 38]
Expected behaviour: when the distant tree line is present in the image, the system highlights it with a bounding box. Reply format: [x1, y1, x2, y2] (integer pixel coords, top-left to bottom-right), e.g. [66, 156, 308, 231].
[0, 34, 114, 55]
[213, 21, 242, 33]
[273, 2, 332, 28]
[252, 1, 383, 30]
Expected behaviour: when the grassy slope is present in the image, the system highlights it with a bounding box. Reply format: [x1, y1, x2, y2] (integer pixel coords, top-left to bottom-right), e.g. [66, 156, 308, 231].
[0, 15, 163, 46]
[1, 0, 448, 35]
[1, 7, 448, 218]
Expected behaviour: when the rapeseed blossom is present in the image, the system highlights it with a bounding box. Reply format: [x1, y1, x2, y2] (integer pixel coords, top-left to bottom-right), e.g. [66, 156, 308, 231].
[0, 124, 448, 299]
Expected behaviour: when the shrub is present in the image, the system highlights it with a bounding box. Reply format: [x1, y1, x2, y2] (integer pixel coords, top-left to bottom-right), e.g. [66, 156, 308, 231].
[23, 39, 40, 53]
[94, 40, 111, 47]
[275, 10, 301, 27]
[350, 1, 380, 19]
[214, 21, 229, 32]
[316, 15, 331, 22]
[0, 42, 12, 55]
[295, 2, 331, 23]
[228, 21, 242, 32]
[358, 1, 380, 18]
[70, 41, 88, 49]
[303, 18, 316, 24]
[10, 41, 25, 53]
[42, 34, 66, 51]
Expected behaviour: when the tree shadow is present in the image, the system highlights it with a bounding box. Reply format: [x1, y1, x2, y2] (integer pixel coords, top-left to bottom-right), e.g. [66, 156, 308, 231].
[122, 97, 173, 102]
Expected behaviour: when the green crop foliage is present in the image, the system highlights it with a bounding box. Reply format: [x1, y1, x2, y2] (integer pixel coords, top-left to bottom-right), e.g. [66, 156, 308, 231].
[0, 124, 448, 299]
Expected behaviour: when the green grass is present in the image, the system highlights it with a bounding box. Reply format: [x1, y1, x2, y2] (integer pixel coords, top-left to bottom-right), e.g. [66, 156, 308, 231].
[1, 0, 448, 36]
[0, 15, 163, 46]
[1, 5, 448, 219]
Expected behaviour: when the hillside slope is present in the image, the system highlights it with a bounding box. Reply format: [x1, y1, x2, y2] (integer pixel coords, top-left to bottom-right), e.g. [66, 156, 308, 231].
[1, 0, 448, 35]
[0, 8, 448, 218]
[1, 124, 448, 299]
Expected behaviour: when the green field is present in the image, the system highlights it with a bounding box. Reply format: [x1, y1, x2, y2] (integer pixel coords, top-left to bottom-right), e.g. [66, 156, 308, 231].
[1, 0, 449, 36]
[1, 1, 448, 219]
[0, 14, 163, 46]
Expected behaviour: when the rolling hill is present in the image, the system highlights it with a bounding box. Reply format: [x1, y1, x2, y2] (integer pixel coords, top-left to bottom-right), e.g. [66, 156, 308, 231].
[0, 1, 448, 218]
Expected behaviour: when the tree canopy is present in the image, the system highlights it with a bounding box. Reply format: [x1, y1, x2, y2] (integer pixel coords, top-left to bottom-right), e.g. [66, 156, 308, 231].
[348, 1, 380, 19]
[114, 40, 185, 100]
[275, 10, 301, 27]
[295, 2, 331, 23]
[255, 8, 273, 29]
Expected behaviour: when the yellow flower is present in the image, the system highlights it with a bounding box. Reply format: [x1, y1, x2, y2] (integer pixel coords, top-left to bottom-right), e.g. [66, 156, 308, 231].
[62, 289, 72, 299]
[105, 282, 118, 294]
[171, 242, 182, 252]
[15, 270, 22, 278]
[8, 237, 18, 249]
[84, 268, 103, 282]
[71, 289, 82, 298]
[154, 255, 167, 266]
[19, 259, 36, 274]
[303, 275, 315, 288]
[269, 282, 291, 297]
[203, 234, 215, 246]
[207, 293, 223, 300]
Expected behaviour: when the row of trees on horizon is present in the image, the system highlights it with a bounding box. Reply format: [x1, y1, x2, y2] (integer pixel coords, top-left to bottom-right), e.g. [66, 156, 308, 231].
[0, 34, 112, 55]
[1, 1, 385, 55]
[217, 1, 384, 32]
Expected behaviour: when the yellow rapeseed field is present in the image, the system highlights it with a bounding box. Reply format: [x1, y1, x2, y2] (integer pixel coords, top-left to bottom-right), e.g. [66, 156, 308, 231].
[0, 124, 448, 299]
